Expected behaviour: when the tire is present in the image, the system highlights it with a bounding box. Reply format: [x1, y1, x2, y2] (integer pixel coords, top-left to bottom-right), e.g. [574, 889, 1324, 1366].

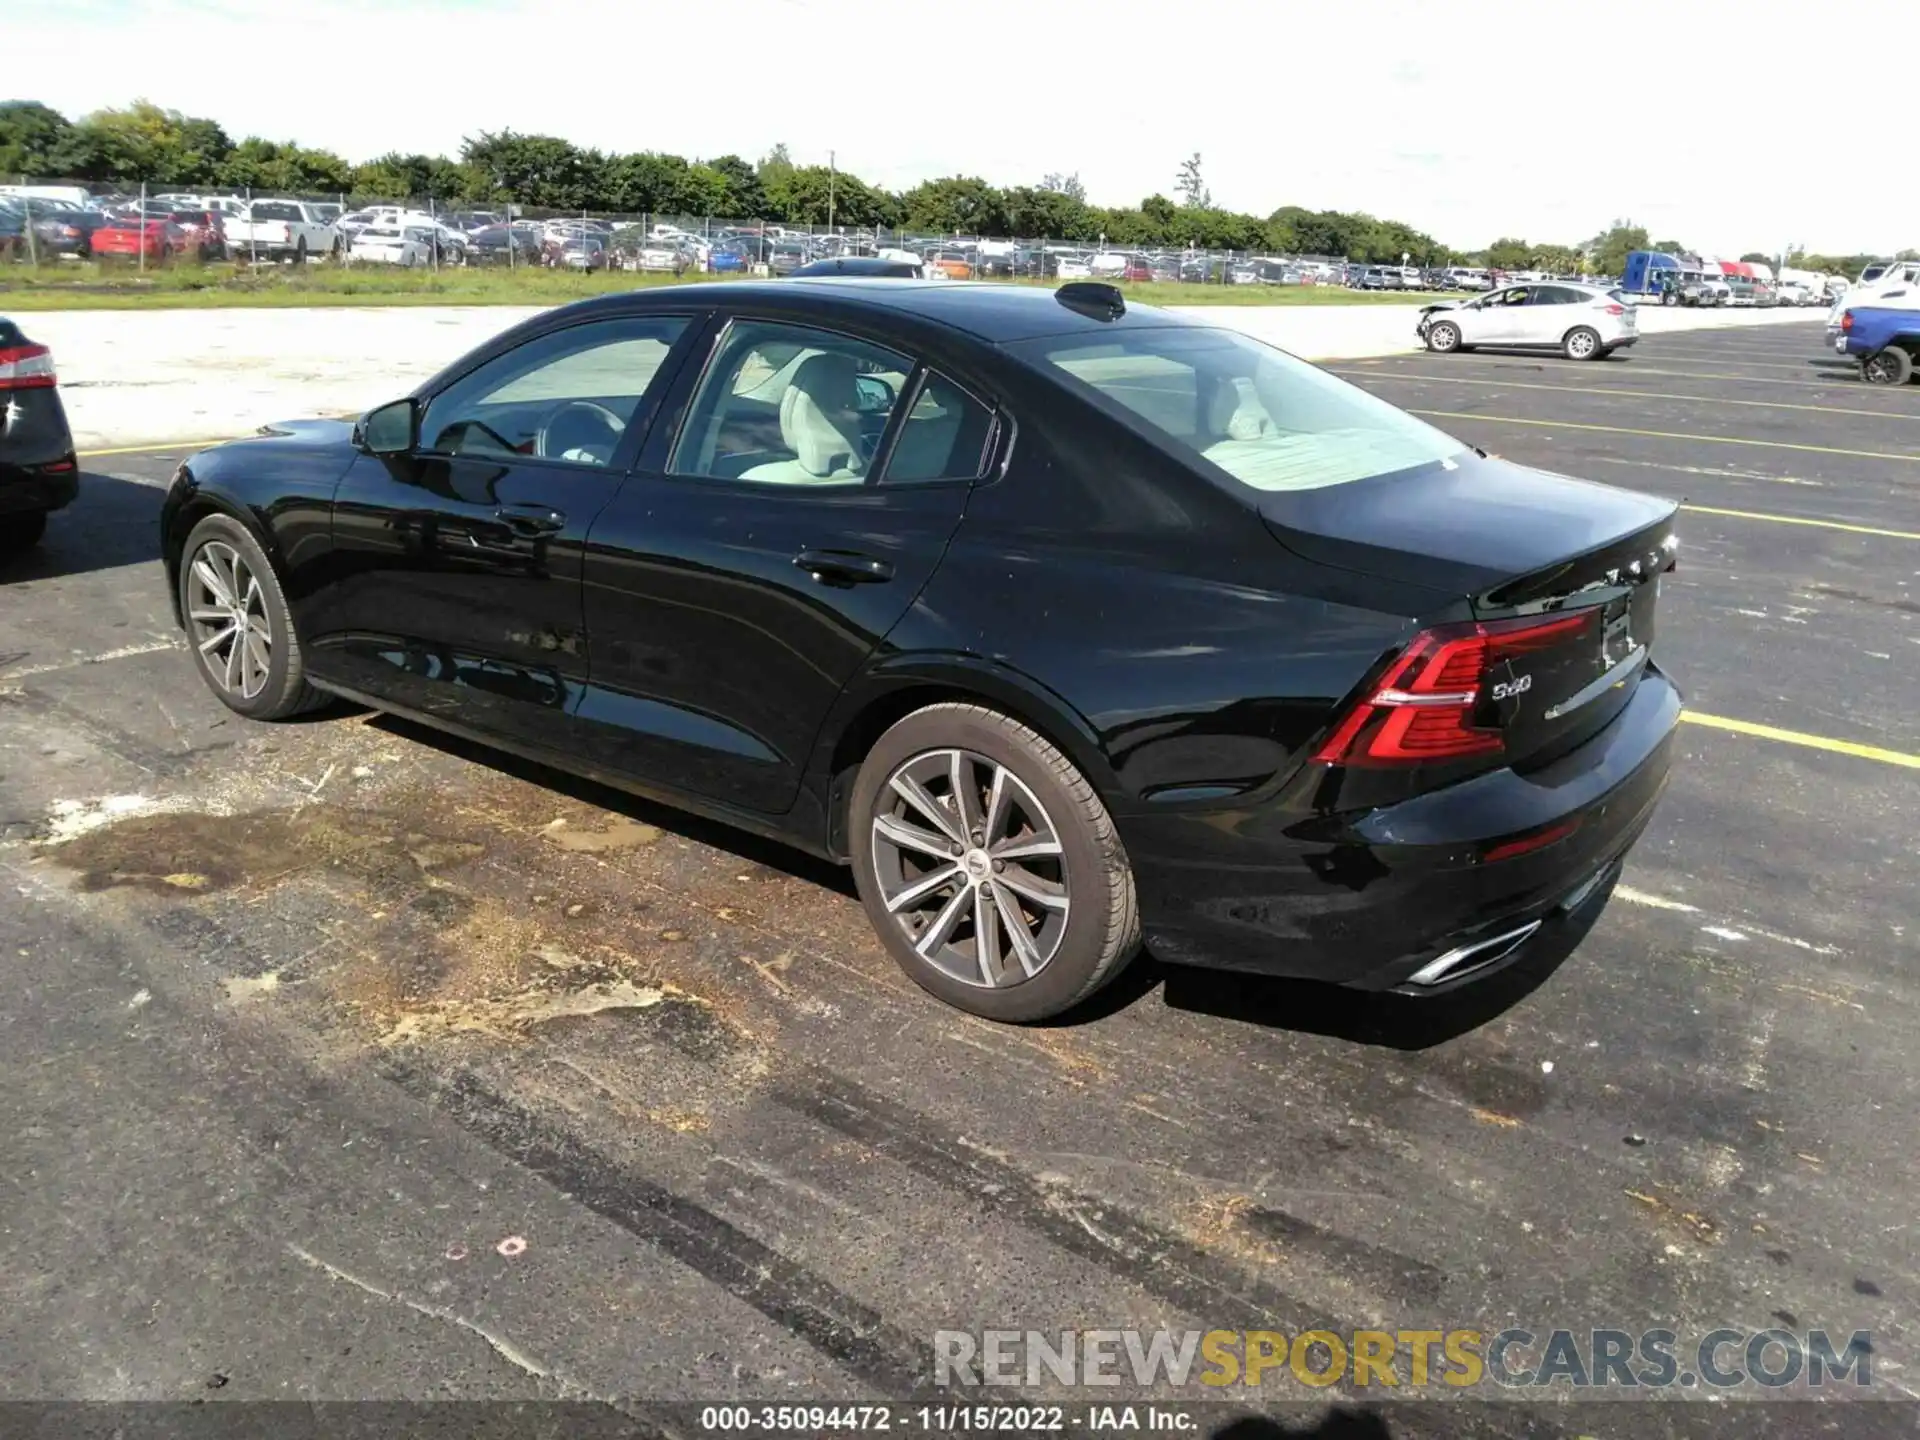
[177, 513, 326, 720]
[1862, 347, 1914, 386]
[293, 237, 308, 266]
[1425, 320, 1462, 354]
[848, 702, 1140, 1022]
[1662, 291, 1677, 306]
[0, 510, 48, 556]
[1563, 326, 1603, 361]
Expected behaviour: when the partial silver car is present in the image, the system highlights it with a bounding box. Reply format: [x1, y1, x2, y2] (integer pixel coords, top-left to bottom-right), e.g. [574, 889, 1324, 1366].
[1418, 281, 1639, 361]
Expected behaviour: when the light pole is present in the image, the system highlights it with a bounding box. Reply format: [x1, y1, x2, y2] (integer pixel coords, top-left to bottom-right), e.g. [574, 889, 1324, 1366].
[827, 150, 836, 236]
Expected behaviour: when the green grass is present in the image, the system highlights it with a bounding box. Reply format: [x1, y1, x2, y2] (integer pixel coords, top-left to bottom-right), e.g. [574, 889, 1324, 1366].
[0, 259, 1447, 312]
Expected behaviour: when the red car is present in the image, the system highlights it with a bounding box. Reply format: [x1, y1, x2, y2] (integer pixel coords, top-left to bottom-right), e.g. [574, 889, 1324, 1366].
[1121, 257, 1154, 282]
[167, 210, 228, 261]
[92, 215, 188, 262]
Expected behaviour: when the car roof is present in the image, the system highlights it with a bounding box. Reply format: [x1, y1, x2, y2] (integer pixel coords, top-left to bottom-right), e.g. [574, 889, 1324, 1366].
[575, 280, 1202, 343]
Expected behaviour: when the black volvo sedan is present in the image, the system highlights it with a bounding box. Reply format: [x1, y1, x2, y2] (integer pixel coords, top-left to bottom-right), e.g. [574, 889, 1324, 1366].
[160, 280, 1680, 1022]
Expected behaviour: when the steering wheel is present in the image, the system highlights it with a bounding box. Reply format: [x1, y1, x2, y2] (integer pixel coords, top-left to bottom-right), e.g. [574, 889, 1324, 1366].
[535, 400, 626, 462]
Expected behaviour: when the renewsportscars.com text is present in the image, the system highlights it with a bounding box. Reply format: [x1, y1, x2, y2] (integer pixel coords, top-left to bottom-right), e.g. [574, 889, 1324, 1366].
[933, 1327, 1874, 1391]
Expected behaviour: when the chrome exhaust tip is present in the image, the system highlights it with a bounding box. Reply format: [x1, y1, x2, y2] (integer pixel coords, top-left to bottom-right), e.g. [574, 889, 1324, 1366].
[1405, 920, 1543, 988]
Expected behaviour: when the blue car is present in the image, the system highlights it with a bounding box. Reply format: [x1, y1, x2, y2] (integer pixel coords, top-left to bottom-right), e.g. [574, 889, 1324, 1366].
[708, 246, 749, 274]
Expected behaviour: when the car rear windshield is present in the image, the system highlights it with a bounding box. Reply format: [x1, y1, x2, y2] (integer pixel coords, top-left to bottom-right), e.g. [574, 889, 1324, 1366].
[1008, 326, 1466, 492]
[250, 202, 303, 221]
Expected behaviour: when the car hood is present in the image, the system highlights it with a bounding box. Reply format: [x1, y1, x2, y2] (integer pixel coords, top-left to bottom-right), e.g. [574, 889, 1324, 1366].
[246, 417, 358, 447]
[1418, 299, 1465, 315]
[1258, 449, 1677, 605]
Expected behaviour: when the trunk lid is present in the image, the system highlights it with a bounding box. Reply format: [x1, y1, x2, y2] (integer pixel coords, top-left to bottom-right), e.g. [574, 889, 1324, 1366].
[1264, 453, 1677, 768]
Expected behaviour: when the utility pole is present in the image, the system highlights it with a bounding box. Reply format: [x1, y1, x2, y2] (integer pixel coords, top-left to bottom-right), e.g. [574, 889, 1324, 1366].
[827, 150, 836, 235]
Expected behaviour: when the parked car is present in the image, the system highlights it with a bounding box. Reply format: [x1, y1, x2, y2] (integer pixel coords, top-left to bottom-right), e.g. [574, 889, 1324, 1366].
[27, 207, 115, 258]
[168, 210, 229, 261]
[707, 245, 751, 274]
[227, 199, 341, 263]
[1121, 257, 1154, 282]
[767, 241, 811, 277]
[349, 225, 435, 267]
[1419, 282, 1638, 361]
[91, 215, 188, 262]
[465, 224, 543, 266]
[159, 280, 1680, 1022]
[558, 235, 609, 271]
[629, 239, 683, 273]
[0, 318, 77, 556]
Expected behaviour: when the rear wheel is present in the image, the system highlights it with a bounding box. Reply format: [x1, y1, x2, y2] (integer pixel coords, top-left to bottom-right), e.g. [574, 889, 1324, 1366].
[849, 702, 1139, 1022]
[1862, 347, 1914, 386]
[0, 510, 48, 556]
[1563, 326, 1602, 361]
[178, 514, 326, 720]
[1426, 320, 1462, 354]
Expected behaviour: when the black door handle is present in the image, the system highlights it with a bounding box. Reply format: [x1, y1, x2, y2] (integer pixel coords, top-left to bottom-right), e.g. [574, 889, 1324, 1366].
[793, 549, 893, 586]
[497, 503, 566, 536]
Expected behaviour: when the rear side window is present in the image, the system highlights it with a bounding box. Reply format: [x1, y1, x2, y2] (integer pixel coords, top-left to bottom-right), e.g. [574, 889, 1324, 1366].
[1010, 327, 1464, 493]
[882, 373, 997, 484]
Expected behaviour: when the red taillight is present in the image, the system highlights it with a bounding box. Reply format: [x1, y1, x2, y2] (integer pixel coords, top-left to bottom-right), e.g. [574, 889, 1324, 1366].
[1314, 612, 1597, 768]
[1604, 304, 1625, 316]
[1841, 310, 1854, 332]
[0, 343, 57, 390]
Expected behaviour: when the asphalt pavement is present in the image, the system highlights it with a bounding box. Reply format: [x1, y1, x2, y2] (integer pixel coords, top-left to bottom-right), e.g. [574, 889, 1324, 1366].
[2, 321, 1915, 1438]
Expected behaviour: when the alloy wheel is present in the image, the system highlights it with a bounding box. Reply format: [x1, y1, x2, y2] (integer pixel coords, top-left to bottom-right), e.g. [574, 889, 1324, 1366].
[186, 540, 273, 700]
[1567, 329, 1598, 359]
[869, 747, 1070, 988]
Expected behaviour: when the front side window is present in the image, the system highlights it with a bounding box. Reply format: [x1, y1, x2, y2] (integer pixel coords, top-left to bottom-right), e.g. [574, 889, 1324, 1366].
[419, 316, 689, 468]
[669, 320, 912, 485]
[1009, 326, 1465, 494]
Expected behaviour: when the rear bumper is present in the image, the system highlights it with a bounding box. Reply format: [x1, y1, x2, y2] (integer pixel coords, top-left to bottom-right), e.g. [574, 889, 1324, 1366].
[0, 387, 79, 515]
[1128, 665, 1681, 989]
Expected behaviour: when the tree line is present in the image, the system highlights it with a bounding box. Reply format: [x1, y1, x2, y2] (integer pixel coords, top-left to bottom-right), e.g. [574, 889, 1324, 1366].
[3, 100, 1900, 273]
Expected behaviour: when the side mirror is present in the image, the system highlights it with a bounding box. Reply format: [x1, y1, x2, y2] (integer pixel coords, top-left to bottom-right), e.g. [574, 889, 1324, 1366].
[360, 398, 417, 455]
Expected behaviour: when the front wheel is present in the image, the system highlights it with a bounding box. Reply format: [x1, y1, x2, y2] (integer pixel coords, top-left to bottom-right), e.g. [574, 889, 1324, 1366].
[1662, 291, 1677, 306]
[178, 514, 327, 719]
[849, 703, 1140, 1022]
[0, 510, 49, 556]
[1425, 320, 1462, 354]
[1862, 347, 1914, 386]
[1564, 326, 1602, 361]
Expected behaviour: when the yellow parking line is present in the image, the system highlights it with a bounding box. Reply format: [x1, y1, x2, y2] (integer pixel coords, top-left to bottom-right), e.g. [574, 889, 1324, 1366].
[1681, 504, 1920, 541]
[1408, 409, 1920, 464]
[1683, 712, 1920, 770]
[1628, 351, 1833, 372]
[1340, 371, 1918, 420]
[78, 439, 233, 458]
[1413, 358, 1860, 390]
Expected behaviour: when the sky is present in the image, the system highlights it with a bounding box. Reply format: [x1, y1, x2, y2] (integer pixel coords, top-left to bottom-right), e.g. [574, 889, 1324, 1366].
[12, 0, 1913, 257]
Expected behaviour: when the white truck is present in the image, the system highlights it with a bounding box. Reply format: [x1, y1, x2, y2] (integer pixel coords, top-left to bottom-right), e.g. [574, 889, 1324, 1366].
[226, 199, 342, 263]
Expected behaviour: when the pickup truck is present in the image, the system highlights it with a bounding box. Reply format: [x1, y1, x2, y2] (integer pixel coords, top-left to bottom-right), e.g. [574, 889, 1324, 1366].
[1837, 305, 1920, 385]
[226, 199, 342, 263]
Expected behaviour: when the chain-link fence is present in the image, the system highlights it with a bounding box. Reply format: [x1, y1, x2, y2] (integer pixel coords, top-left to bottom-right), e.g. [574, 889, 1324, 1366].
[2, 176, 1449, 288]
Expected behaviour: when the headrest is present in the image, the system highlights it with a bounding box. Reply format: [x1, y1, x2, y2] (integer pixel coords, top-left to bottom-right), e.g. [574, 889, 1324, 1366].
[781, 352, 864, 477]
[1207, 377, 1272, 442]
